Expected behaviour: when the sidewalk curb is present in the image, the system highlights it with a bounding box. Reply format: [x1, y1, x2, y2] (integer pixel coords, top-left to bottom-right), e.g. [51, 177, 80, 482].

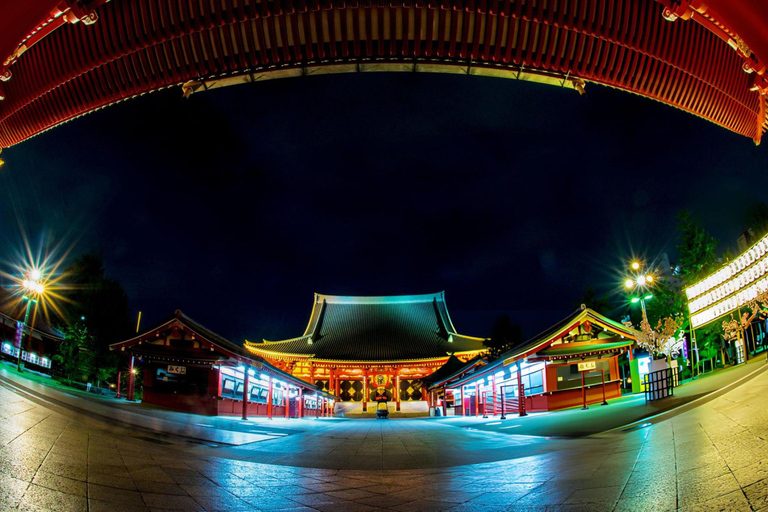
[595, 361, 768, 436]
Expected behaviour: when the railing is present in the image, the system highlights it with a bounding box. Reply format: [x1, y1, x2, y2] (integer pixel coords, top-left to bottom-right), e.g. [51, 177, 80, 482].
[643, 367, 680, 402]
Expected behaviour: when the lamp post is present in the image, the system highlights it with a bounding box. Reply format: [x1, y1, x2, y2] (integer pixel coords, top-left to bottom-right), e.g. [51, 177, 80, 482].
[18, 270, 45, 373]
[624, 262, 654, 323]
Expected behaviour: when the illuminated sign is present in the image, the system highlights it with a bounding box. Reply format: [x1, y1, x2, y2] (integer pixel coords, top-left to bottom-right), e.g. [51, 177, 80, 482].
[167, 365, 186, 375]
[686, 233, 768, 328]
[577, 361, 596, 372]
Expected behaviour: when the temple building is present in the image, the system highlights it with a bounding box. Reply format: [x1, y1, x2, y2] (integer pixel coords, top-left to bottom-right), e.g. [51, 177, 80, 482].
[245, 293, 488, 413]
[426, 306, 638, 416]
[110, 310, 335, 418]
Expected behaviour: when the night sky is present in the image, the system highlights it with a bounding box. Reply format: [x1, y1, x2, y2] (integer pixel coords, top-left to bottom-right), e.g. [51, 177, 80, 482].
[2, 73, 767, 342]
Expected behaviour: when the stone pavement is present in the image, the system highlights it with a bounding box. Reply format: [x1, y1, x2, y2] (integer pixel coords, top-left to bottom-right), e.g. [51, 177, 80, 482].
[0, 361, 767, 510]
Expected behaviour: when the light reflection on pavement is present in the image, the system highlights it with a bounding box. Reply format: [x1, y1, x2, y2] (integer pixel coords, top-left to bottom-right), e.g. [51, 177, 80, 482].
[0, 367, 767, 511]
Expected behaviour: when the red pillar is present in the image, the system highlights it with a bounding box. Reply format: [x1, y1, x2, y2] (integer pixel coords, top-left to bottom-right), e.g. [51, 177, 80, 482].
[492, 374, 497, 416]
[442, 388, 447, 416]
[115, 371, 122, 398]
[334, 371, 340, 400]
[475, 381, 480, 417]
[395, 374, 401, 412]
[461, 386, 466, 416]
[298, 388, 303, 418]
[127, 356, 136, 401]
[600, 370, 608, 406]
[581, 371, 587, 410]
[267, 376, 273, 419]
[242, 368, 250, 420]
[362, 372, 368, 412]
[285, 387, 290, 419]
[517, 363, 527, 417]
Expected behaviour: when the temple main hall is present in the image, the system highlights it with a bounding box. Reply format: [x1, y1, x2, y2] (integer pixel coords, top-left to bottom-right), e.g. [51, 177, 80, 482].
[245, 292, 488, 414]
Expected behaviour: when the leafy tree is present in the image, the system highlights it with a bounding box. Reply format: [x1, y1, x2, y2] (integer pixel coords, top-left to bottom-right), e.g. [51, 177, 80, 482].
[745, 201, 768, 239]
[574, 286, 612, 312]
[675, 210, 720, 285]
[53, 323, 94, 385]
[486, 315, 523, 358]
[63, 252, 132, 350]
[644, 280, 686, 327]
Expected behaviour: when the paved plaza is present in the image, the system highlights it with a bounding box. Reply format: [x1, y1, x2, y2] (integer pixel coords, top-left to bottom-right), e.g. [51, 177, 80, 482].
[0, 362, 767, 510]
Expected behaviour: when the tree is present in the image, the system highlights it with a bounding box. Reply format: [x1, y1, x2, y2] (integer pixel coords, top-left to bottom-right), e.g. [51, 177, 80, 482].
[745, 201, 768, 240]
[574, 286, 612, 312]
[53, 323, 94, 385]
[486, 315, 523, 358]
[675, 210, 720, 285]
[62, 252, 132, 350]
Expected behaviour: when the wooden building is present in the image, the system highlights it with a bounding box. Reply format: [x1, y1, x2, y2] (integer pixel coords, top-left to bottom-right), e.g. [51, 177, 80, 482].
[110, 310, 335, 418]
[245, 293, 488, 412]
[428, 306, 638, 416]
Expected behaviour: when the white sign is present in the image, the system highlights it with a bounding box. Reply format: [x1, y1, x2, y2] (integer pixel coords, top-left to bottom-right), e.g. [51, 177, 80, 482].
[577, 361, 596, 372]
[167, 365, 186, 375]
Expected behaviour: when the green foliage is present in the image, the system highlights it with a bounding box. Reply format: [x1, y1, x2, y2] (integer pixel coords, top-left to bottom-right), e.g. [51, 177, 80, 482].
[63, 252, 132, 349]
[745, 201, 768, 239]
[574, 286, 612, 312]
[486, 315, 522, 358]
[644, 280, 686, 327]
[675, 210, 720, 285]
[53, 323, 95, 385]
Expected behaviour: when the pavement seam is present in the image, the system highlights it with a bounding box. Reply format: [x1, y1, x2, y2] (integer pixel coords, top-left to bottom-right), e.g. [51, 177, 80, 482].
[698, 420, 754, 510]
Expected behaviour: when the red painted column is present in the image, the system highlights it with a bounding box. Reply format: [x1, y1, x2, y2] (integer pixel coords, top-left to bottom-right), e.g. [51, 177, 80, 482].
[285, 387, 290, 419]
[127, 356, 136, 401]
[362, 372, 368, 412]
[517, 363, 527, 417]
[461, 386, 466, 416]
[242, 367, 250, 420]
[298, 388, 303, 418]
[475, 381, 480, 417]
[267, 376, 273, 419]
[492, 374, 497, 416]
[115, 371, 122, 398]
[334, 370, 340, 400]
[600, 370, 608, 405]
[442, 388, 447, 417]
[395, 374, 401, 412]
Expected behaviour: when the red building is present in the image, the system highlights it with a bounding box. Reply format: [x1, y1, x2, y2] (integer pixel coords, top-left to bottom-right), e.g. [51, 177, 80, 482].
[110, 310, 335, 418]
[245, 292, 488, 413]
[428, 306, 637, 416]
[1, 0, 767, 153]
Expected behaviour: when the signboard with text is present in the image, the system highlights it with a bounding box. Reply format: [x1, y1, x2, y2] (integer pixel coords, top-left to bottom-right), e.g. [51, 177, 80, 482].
[167, 365, 186, 375]
[577, 361, 596, 372]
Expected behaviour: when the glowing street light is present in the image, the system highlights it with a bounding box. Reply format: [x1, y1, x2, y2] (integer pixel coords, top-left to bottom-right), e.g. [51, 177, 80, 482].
[18, 270, 46, 373]
[624, 262, 654, 322]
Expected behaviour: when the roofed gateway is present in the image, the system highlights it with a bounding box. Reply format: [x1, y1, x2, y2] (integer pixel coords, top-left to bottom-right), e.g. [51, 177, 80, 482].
[245, 292, 487, 414]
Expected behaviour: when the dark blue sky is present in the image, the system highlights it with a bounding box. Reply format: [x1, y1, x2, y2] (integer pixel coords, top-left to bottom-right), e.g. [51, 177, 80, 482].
[2, 72, 767, 342]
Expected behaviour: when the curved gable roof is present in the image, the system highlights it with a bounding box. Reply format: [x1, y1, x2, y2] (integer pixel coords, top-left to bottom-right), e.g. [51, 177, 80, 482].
[247, 292, 487, 362]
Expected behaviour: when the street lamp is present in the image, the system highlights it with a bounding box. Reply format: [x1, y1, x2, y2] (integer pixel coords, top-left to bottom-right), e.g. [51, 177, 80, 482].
[18, 270, 45, 373]
[625, 263, 654, 322]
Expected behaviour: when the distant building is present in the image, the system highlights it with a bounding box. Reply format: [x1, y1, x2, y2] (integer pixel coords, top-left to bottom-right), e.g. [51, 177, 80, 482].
[245, 292, 488, 414]
[657, 253, 684, 291]
[0, 288, 62, 373]
[737, 228, 757, 254]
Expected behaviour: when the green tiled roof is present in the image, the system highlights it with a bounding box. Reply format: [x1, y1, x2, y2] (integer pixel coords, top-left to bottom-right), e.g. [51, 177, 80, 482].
[249, 292, 487, 362]
[538, 340, 632, 357]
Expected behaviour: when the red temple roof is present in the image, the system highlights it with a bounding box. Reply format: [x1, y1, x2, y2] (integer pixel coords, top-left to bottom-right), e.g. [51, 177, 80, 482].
[0, 0, 766, 149]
